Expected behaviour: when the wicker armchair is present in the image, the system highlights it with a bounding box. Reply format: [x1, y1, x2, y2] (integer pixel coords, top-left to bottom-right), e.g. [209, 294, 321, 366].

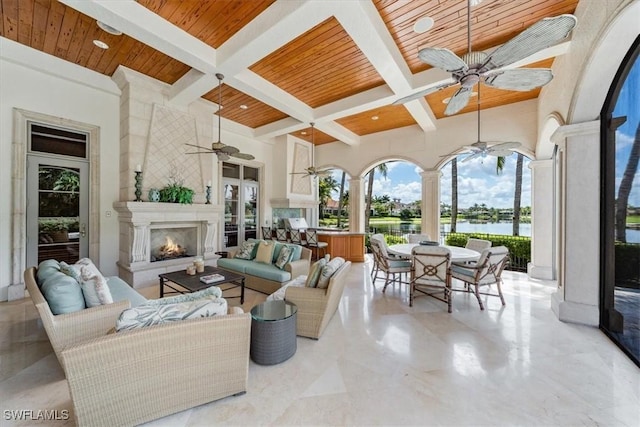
[284, 261, 351, 339]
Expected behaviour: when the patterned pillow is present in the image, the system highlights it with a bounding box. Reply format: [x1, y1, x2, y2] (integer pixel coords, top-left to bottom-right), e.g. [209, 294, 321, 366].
[235, 240, 257, 260]
[152, 285, 222, 305]
[316, 257, 346, 289]
[115, 296, 228, 331]
[305, 258, 327, 288]
[74, 258, 114, 307]
[255, 240, 276, 264]
[274, 245, 294, 270]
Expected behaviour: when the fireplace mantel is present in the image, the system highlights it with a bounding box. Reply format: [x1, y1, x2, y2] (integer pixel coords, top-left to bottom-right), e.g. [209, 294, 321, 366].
[113, 201, 224, 288]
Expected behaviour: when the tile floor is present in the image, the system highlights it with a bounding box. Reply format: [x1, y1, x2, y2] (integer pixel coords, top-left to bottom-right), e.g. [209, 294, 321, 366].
[1, 257, 639, 426]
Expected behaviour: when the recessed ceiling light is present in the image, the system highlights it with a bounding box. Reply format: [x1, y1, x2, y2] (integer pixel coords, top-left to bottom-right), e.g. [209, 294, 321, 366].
[93, 40, 109, 49]
[97, 20, 122, 36]
[442, 91, 477, 104]
[301, 131, 307, 135]
[413, 16, 434, 34]
[371, 115, 379, 120]
[239, 105, 248, 110]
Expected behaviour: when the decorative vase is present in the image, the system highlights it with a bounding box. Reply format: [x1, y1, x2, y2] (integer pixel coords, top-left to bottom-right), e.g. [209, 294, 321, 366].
[148, 188, 160, 202]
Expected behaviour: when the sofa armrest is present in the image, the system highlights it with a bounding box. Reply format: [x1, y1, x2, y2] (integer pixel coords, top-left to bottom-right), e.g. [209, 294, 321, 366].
[62, 312, 251, 427]
[37, 300, 130, 357]
[229, 306, 244, 315]
[286, 259, 311, 279]
[285, 286, 327, 311]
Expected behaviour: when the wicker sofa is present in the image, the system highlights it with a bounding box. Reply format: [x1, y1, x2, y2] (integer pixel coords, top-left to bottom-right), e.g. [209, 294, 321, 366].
[284, 261, 351, 339]
[218, 241, 311, 294]
[25, 265, 251, 427]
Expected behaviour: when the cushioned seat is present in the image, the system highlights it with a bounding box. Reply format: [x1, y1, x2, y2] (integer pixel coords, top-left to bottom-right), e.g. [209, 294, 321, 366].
[107, 277, 147, 308]
[217, 258, 250, 273]
[244, 262, 291, 282]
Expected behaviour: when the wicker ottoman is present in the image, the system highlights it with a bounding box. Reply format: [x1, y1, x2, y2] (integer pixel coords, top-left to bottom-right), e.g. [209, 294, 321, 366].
[250, 300, 297, 365]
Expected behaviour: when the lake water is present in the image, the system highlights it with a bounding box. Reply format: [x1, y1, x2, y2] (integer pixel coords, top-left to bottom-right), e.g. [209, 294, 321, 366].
[371, 220, 640, 243]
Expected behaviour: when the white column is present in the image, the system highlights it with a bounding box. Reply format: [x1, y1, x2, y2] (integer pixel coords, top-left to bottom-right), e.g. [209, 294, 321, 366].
[550, 120, 600, 326]
[420, 170, 441, 242]
[349, 177, 365, 233]
[528, 159, 554, 280]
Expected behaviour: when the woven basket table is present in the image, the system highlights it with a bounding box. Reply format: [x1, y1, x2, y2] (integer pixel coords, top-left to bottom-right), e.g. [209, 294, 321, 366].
[250, 300, 297, 365]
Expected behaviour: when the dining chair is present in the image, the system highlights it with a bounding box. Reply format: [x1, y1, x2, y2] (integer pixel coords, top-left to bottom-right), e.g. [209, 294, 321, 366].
[261, 226, 273, 240]
[449, 246, 509, 310]
[465, 238, 491, 253]
[275, 228, 289, 242]
[371, 233, 408, 259]
[305, 228, 328, 260]
[406, 233, 432, 244]
[410, 245, 452, 310]
[370, 237, 412, 293]
[289, 228, 307, 246]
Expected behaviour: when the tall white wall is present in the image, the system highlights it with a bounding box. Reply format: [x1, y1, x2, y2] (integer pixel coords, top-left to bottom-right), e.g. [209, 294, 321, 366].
[0, 39, 121, 300]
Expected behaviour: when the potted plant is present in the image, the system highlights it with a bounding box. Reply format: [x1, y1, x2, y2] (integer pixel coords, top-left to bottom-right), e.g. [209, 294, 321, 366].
[159, 183, 194, 204]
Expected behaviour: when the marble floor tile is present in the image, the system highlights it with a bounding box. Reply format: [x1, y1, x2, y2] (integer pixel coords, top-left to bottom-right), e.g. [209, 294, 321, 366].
[1, 257, 638, 426]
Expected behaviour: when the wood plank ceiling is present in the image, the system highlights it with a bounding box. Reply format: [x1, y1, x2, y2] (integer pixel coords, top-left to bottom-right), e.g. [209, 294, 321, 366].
[0, 0, 580, 145]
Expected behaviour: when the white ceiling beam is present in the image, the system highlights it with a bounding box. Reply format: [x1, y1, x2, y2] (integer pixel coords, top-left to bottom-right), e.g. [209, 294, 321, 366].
[169, 70, 220, 106]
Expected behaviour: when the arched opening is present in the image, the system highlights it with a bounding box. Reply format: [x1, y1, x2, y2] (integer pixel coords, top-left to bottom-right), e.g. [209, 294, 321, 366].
[601, 35, 640, 366]
[439, 151, 532, 271]
[318, 168, 351, 230]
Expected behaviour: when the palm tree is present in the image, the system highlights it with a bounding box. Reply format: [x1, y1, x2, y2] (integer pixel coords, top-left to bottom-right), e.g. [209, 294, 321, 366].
[616, 121, 640, 242]
[318, 176, 338, 219]
[512, 153, 524, 236]
[451, 158, 458, 233]
[365, 163, 388, 230]
[336, 171, 346, 228]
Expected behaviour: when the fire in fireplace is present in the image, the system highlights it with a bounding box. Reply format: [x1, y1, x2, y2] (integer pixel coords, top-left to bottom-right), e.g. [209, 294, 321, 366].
[150, 226, 197, 262]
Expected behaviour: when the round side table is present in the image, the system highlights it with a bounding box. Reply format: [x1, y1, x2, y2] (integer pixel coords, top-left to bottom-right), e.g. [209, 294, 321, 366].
[250, 300, 297, 365]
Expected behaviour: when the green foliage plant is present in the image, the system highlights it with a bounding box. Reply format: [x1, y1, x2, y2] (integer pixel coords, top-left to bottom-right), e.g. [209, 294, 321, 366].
[159, 183, 194, 204]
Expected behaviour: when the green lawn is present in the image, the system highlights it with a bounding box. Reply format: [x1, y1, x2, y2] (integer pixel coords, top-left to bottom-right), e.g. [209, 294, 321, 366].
[627, 215, 640, 224]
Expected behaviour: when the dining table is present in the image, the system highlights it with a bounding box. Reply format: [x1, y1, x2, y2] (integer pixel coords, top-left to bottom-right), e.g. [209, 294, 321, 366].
[387, 243, 481, 263]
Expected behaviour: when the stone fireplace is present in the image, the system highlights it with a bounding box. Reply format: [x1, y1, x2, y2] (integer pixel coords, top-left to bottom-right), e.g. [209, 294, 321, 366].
[113, 201, 223, 288]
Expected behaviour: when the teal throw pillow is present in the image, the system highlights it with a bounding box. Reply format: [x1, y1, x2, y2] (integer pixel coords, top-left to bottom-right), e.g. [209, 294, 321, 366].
[305, 258, 327, 288]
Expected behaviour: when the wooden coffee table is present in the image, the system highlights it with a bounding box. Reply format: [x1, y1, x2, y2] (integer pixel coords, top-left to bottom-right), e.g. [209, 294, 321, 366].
[159, 266, 245, 303]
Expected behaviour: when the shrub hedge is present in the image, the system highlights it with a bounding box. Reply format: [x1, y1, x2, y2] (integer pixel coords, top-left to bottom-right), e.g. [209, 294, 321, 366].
[445, 232, 531, 271]
[615, 242, 640, 289]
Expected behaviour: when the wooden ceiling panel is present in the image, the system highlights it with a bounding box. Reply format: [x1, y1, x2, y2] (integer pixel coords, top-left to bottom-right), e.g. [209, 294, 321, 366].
[374, 0, 579, 74]
[289, 126, 337, 146]
[426, 58, 554, 118]
[202, 84, 289, 129]
[250, 17, 385, 108]
[336, 104, 417, 136]
[0, 0, 191, 84]
[138, 0, 274, 48]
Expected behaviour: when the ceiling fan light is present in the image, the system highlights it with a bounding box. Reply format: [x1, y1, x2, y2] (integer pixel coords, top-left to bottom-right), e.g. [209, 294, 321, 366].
[211, 142, 225, 150]
[93, 40, 109, 49]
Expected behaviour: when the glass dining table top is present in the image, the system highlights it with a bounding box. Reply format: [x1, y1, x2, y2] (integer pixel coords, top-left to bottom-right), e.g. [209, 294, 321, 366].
[387, 243, 480, 263]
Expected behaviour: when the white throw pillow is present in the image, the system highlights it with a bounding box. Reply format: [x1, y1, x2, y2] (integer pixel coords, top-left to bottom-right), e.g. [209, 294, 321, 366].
[74, 258, 113, 307]
[267, 275, 308, 301]
[116, 296, 228, 332]
[316, 257, 346, 289]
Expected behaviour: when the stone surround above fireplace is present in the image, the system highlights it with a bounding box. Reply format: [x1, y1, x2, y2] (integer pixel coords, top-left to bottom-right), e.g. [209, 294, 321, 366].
[113, 201, 223, 288]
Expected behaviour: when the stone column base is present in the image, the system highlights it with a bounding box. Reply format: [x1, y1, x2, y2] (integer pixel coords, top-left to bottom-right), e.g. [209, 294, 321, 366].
[551, 291, 599, 326]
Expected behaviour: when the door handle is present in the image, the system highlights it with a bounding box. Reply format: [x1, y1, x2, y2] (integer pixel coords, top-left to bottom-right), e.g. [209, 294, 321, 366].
[80, 223, 87, 238]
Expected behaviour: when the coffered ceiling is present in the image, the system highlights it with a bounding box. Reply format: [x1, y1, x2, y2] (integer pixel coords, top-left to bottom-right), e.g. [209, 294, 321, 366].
[0, 0, 579, 145]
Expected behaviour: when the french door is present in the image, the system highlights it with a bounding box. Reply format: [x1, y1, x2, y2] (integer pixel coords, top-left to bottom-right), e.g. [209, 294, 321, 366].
[26, 155, 89, 267]
[223, 163, 259, 249]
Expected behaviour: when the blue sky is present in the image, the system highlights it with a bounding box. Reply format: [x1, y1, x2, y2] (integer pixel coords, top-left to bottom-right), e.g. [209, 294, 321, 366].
[330, 153, 532, 209]
[613, 53, 640, 208]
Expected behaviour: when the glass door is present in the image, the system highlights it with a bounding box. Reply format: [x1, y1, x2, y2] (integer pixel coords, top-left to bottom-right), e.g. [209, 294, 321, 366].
[27, 156, 89, 266]
[224, 183, 240, 248]
[244, 183, 258, 240]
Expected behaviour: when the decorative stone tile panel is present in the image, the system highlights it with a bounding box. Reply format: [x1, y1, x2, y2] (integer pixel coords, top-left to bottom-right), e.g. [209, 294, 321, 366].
[290, 141, 312, 195]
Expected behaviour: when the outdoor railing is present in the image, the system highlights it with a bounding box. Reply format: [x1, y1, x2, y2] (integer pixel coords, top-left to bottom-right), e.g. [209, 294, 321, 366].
[366, 228, 531, 272]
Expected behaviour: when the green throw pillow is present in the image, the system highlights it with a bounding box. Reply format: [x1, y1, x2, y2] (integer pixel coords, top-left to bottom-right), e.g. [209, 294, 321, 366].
[305, 258, 327, 288]
[274, 245, 294, 270]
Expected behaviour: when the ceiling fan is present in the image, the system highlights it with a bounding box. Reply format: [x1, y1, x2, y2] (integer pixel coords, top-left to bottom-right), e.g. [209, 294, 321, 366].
[446, 84, 521, 163]
[290, 123, 333, 179]
[186, 73, 255, 161]
[394, 0, 577, 115]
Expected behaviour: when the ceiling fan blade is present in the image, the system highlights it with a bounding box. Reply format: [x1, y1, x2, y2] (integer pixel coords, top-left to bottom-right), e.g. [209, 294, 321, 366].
[486, 149, 515, 157]
[185, 151, 215, 155]
[185, 143, 212, 151]
[484, 68, 553, 91]
[484, 14, 577, 70]
[230, 152, 255, 160]
[220, 145, 240, 155]
[393, 79, 457, 105]
[418, 47, 468, 73]
[461, 152, 483, 162]
[444, 86, 473, 116]
[489, 141, 521, 150]
[216, 153, 230, 161]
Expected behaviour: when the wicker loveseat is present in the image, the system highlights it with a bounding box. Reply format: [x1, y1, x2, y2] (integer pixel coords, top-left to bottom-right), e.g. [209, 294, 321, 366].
[25, 264, 251, 427]
[218, 240, 311, 294]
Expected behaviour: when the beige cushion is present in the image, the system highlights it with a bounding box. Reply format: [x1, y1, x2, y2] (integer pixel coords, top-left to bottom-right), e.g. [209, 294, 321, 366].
[255, 240, 276, 264]
[317, 257, 346, 289]
[305, 258, 327, 288]
[74, 258, 113, 307]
